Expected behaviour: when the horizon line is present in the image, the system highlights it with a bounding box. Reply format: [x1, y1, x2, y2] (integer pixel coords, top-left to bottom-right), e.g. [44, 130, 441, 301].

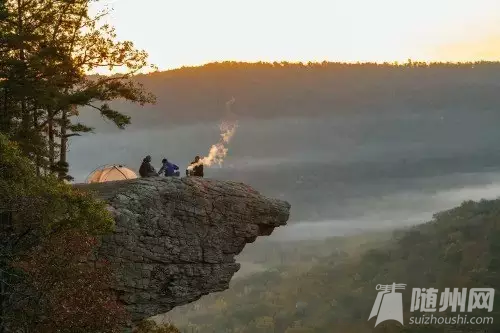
[89, 59, 500, 77]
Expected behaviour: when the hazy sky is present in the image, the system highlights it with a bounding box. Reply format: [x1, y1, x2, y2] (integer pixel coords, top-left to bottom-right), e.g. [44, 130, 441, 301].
[91, 0, 500, 70]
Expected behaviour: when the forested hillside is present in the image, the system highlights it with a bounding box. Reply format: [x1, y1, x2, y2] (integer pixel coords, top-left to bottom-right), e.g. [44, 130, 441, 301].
[81, 61, 500, 129]
[165, 199, 500, 332]
[237, 231, 392, 267]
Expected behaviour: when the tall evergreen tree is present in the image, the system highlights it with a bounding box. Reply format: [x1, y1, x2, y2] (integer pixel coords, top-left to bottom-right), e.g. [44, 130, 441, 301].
[0, 0, 155, 180]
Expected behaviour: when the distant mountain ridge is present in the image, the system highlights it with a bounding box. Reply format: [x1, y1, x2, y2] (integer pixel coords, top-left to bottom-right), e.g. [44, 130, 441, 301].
[79, 61, 500, 130]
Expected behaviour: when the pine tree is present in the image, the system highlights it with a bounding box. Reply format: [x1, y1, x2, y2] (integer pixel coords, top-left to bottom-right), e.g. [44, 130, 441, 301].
[0, 0, 155, 179]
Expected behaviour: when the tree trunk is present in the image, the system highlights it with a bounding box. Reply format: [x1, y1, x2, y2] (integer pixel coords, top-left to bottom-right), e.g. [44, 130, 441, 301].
[58, 109, 68, 180]
[33, 105, 40, 176]
[16, 0, 28, 135]
[0, 88, 9, 134]
[48, 109, 55, 171]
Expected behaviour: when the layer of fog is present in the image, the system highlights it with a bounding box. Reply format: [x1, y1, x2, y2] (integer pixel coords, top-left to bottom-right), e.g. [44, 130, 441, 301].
[269, 176, 500, 241]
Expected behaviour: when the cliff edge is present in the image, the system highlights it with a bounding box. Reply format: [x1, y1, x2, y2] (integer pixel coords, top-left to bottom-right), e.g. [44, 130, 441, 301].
[76, 177, 290, 322]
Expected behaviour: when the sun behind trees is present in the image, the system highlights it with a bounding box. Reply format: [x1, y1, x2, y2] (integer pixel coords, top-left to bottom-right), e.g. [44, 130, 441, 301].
[0, 0, 156, 180]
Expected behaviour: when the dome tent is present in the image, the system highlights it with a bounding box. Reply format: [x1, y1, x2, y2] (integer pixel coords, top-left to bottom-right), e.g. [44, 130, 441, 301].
[86, 164, 137, 183]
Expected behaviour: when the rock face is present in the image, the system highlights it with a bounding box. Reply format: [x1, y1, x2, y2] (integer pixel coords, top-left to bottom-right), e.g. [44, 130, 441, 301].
[77, 177, 290, 322]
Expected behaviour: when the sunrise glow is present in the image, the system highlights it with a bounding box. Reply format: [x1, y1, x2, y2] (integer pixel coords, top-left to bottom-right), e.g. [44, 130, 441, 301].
[91, 0, 500, 71]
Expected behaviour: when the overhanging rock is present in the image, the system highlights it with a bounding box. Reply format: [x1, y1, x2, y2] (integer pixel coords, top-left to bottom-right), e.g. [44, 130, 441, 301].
[76, 177, 290, 322]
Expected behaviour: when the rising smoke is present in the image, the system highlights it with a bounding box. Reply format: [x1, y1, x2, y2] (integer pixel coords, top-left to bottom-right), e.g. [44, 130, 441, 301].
[187, 98, 238, 170]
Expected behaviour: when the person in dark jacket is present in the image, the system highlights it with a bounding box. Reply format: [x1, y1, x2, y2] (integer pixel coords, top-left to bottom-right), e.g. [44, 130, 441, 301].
[186, 155, 204, 177]
[158, 158, 180, 177]
[139, 155, 157, 177]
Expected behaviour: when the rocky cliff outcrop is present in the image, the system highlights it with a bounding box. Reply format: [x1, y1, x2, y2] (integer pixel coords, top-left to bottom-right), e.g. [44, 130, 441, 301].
[77, 177, 290, 322]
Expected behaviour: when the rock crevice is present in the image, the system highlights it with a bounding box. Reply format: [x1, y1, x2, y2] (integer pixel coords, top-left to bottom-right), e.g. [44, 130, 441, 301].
[78, 177, 290, 321]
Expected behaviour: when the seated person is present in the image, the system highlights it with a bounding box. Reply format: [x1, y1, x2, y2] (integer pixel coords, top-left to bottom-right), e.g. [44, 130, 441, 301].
[139, 155, 157, 177]
[158, 158, 180, 177]
[186, 155, 204, 177]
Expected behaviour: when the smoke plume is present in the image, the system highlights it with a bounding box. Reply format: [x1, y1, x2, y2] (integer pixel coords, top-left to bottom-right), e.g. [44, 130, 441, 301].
[188, 98, 238, 170]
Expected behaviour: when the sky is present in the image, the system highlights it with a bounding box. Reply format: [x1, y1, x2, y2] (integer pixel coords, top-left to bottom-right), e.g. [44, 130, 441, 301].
[91, 0, 500, 71]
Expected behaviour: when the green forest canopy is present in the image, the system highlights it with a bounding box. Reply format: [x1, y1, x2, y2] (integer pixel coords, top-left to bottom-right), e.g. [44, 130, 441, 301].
[167, 199, 500, 333]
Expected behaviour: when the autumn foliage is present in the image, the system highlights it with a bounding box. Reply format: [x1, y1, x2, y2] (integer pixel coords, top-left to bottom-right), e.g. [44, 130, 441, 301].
[0, 134, 128, 331]
[10, 230, 128, 332]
